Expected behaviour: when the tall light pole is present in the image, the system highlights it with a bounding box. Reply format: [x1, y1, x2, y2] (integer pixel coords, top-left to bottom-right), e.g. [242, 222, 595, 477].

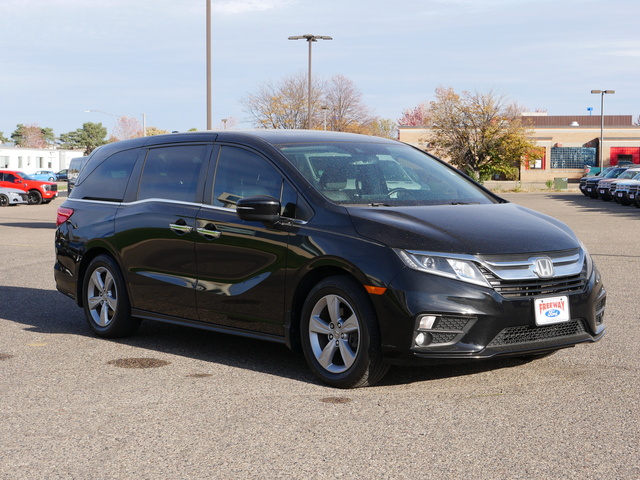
[288, 34, 332, 129]
[591, 89, 615, 168]
[206, 0, 212, 130]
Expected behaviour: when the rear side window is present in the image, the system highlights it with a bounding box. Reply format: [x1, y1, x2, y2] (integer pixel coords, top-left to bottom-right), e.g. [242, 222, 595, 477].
[73, 149, 137, 201]
[138, 145, 208, 203]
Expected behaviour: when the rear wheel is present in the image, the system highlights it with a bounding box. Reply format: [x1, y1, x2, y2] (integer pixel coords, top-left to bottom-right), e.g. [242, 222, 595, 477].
[82, 255, 140, 338]
[27, 190, 42, 205]
[300, 276, 389, 388]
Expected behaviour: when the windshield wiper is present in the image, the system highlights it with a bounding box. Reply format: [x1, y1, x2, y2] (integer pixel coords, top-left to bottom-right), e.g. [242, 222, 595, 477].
[368, 202, 391, 207]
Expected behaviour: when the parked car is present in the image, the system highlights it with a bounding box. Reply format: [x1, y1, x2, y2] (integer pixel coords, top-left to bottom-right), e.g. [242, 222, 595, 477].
[66, 157, 88, 195]
[583, 166, 630, 199]
[54, 131, 606, 388]
[597, 168, 640, 201]
[0, 170, 58, 204]
[31, 169, 58, 182]
[56, 169, 68, 181]
[612, 174, 640, 205]
[629, 184, 640, 208]
[0, 186, 28, 206]
[579, 167, 615, 197]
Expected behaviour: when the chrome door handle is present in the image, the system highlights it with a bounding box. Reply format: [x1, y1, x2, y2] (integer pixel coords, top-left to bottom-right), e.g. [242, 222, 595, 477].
[170, 223, 193, 234]
[197, 224, 221, 240]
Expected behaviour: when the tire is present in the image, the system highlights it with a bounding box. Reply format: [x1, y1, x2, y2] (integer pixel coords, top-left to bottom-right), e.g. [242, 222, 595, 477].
[0, 194, 8, 207]
[48, 176, 56, 181]
[27, 190, 42, 205]
[300, 276, 389, 388]
[82, 255, 140, 338]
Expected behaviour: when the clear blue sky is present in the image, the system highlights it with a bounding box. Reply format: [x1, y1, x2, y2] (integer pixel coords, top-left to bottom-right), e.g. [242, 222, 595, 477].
[1, 0, 639, 138]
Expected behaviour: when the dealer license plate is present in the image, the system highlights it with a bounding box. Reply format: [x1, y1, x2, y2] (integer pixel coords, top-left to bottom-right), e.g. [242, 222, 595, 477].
[534, 296, 570, 326]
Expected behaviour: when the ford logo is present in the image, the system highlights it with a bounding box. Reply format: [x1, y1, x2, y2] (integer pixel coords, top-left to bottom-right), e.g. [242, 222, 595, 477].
[545, 309, 561, 318]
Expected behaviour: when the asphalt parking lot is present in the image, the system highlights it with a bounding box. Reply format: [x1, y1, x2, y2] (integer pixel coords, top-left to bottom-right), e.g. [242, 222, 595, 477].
[0, 192, 638, 479]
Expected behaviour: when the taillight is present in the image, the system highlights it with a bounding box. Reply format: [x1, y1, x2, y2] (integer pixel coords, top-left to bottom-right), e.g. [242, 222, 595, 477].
[56, 207, 74, 226]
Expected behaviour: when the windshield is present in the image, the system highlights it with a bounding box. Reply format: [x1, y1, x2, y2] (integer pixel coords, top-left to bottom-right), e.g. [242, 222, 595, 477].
[15, 171, 34, 180]
[277, 142, 498, 206]
[618, 170, 640, 180]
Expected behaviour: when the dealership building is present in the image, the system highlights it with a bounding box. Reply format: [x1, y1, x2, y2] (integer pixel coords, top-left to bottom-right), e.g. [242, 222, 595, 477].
[399, 113, 640, 182]
[0, 145, 84, 174]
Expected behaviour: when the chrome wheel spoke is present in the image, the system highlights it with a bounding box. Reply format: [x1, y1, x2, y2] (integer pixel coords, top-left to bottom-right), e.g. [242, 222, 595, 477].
[309, 314, 331, 335]
[338, 338, 357, 369]
[318, 340, 338, 370]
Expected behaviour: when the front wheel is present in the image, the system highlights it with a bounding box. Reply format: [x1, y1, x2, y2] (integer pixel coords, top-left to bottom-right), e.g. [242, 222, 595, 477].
[300, 276, 389, 388]
[82, 255, 140, 338]
[0, 194, 8, 207]
[27, 190, 43, 205]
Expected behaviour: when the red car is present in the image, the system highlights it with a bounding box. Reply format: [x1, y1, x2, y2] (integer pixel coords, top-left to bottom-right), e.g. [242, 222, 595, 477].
[0, 170, 58, 204]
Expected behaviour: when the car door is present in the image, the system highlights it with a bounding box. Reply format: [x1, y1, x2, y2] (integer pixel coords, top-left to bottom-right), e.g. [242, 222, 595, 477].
[194, 145, 293, 335]
[115, 144, 211, 320]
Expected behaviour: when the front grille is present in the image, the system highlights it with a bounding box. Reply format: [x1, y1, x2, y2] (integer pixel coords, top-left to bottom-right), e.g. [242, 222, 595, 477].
[487, 319, 586, 347]
[478, 264, 588, 298]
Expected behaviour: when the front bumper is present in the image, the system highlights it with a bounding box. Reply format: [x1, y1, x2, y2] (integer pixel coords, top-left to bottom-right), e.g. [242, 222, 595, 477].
[376, 264, 606, 365]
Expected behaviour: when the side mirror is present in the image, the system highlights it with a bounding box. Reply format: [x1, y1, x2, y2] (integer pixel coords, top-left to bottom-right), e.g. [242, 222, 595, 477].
[236, 195, 281, 224]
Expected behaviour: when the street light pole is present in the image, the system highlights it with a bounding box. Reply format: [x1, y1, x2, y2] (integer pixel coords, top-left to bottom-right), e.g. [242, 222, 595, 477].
[591, 89, 615, 168]
[288, 34, 332, 129]
[206, 0, 212, 130]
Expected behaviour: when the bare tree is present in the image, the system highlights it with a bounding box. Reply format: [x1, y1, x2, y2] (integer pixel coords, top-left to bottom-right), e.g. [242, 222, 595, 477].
[242, 73, 324, 129]
[111, 116, 143, 141]
[323, 74, 375, 133]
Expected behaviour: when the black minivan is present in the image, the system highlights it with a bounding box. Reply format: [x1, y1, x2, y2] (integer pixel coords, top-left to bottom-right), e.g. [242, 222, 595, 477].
[54, 130, 606, 388]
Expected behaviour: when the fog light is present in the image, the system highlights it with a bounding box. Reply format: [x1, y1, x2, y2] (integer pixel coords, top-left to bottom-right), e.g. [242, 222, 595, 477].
[415, 332, 432, 346]
[418, 315, 437, 330]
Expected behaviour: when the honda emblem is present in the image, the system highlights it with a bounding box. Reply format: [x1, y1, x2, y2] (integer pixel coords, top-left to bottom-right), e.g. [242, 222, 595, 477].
[533, 257, 554, 278]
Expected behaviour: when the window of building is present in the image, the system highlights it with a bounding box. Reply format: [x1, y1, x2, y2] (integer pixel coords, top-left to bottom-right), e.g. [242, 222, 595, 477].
[0, 156, 8, 168]
[550, 147, 596, 169]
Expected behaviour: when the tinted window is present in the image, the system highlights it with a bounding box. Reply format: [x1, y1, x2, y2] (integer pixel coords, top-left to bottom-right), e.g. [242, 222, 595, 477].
[212, 146, 282, 209]
[138, 145, 208, 202]
[74, 149, 137, 201]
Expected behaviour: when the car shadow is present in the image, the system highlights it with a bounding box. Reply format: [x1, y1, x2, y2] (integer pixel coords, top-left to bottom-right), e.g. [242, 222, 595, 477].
[506, 192, 640, 220]
[0, 221, 56, 229]
[0, 285, 541, 389]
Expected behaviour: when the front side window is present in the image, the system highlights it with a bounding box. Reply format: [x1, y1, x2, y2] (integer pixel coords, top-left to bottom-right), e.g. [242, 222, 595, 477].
[212, 146, 283, 209]
[278, 142, 498, 206]
[138, 145, 208, 202]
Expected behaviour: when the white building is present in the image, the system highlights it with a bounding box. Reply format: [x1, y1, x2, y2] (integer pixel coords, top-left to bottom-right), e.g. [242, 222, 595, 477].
[0, 145, 84, 174]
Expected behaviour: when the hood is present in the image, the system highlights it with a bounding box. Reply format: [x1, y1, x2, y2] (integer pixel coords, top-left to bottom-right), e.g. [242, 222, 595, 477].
[347, 203, 578, 254]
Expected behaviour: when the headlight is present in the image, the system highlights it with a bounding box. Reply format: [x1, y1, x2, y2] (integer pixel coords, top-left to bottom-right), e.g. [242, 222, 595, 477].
[395, 249, 490, 287]
[580, 242, 594, 278]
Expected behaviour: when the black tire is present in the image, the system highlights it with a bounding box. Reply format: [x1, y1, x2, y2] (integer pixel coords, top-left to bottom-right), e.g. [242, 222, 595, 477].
[82, 255, 140, 338]
[300, 276, 389, 388]
[0, 194, 8, 207]
[27, 190, 42, 205]
[48, 176, 56, 181]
